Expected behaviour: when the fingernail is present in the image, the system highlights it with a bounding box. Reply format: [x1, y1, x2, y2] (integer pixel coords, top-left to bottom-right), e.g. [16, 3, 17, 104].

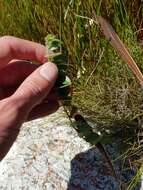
[40, 62, 58, 82]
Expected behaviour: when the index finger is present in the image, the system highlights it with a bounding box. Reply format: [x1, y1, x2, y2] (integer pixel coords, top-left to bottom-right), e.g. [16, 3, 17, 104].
[0, 36, 47, 69]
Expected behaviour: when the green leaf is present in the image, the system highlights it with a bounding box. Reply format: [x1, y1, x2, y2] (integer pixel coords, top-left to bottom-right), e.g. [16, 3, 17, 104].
[48, 39, 61, 51]
[45, 34, 62, 51]
[86, 133, 101, 145]
[58, 86, 70, 98]
[62, 76, 72, 87]
[51, 54, 66, 63]
[56, 64, 67, 71]
[45, 34, 55, 45]
[55, 70, 66, 86]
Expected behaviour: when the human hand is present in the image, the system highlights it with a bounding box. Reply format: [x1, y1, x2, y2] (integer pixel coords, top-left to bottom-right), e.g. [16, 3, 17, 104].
[0, 36, 59, 160]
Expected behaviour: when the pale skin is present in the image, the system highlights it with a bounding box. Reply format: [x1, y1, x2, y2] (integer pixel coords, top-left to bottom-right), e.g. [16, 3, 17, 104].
[0, 36, 59, 160]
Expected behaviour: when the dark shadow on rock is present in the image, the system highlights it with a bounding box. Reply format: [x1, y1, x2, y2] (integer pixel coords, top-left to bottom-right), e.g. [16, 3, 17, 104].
[67, 143, 141, 190]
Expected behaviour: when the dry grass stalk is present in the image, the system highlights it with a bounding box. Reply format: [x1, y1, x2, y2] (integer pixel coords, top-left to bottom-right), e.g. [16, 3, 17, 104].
[96, 16, 143, 87]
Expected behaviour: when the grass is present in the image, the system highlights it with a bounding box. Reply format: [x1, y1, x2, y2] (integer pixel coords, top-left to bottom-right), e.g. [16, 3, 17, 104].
[0, 0, 143, 188]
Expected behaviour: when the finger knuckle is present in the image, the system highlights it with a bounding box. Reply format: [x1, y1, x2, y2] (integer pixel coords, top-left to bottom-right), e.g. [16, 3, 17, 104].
[0, 97, 20, 115]
[8, 97, 22, 112]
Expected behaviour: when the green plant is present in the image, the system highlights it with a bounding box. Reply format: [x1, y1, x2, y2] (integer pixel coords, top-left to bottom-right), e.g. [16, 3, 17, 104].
[45, 34, 71, 105]
[44, 34, 118, 178]
[0, 0, 143, 188]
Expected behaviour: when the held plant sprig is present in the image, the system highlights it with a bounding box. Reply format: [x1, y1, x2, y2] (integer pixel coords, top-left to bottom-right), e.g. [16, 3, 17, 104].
[44, 34, 117, 178]
[45, 34, 71, 105]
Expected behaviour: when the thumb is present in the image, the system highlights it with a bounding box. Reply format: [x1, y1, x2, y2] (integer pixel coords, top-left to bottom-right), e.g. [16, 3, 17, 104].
[12, 62, 58, 112]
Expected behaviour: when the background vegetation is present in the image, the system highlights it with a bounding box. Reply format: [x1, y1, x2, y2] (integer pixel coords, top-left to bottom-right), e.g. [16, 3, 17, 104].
[0, 0, 143, 189]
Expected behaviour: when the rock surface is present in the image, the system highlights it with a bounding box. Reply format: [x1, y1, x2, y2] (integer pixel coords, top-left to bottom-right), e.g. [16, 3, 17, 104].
[0, 108, 141, 190]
